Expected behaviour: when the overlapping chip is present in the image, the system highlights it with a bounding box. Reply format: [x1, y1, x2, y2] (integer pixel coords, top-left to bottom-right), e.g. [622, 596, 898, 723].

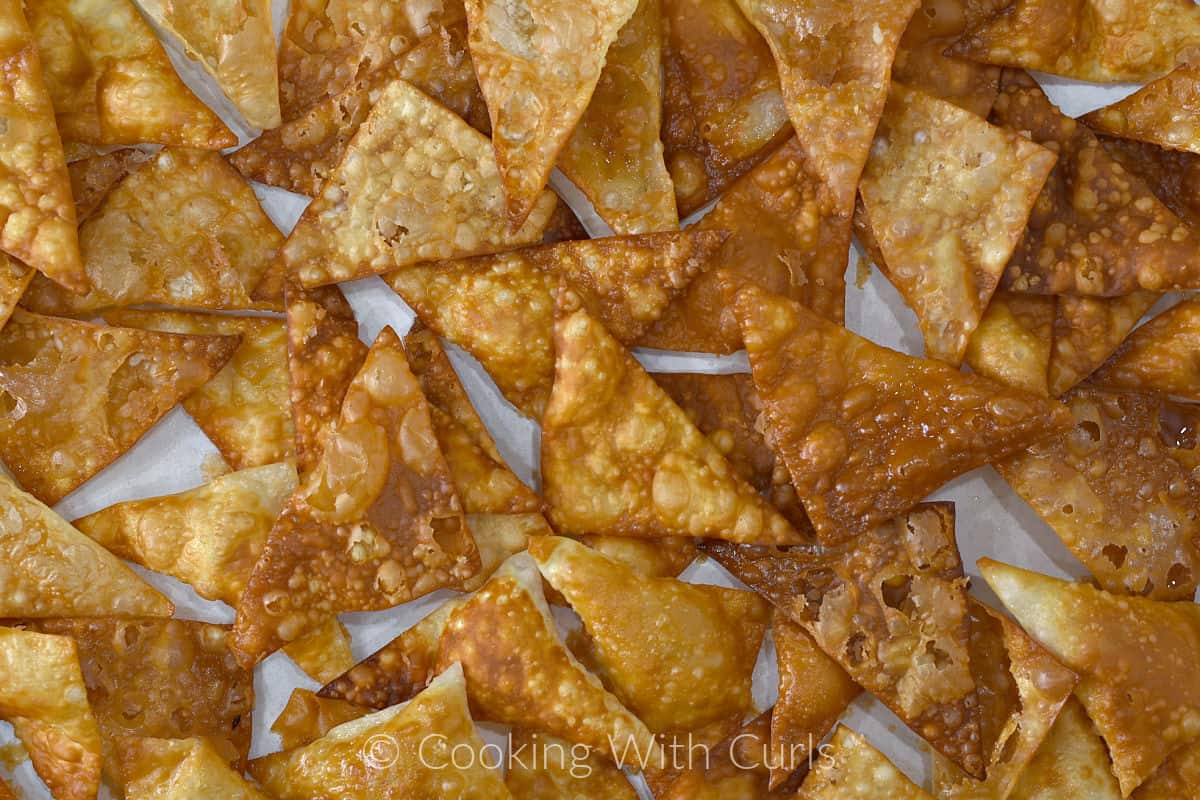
[1009, 697, 1122, 800]
[1048, 291, 1161, 397]
[22, 148, 284, 315]
[655, 712, 791, 798]
[1133, 738, 1200, 799]
[981, 558, 1200, 795]
[0, 310, 239, 504]
[270, 689, 370, 750]
[1100, 135, 1200, 226]
[386, 230, 725, 417]
[1088, 297, 1200, 401]
[279, 617, 357, 687]
[892, 0, 1005, 117]
[797, 726, 932, 799]
[0, 254, 31, 333]
[67, 149, 153, 223]
[964, 292, 1056, 395]
[117, 736, 272, 800]
[1083, 60, 1200, 154]
[859, 82, 1056, 364]
[735, 284, 1071, 543]
[27, 0, 235, 149]
[506, 729, 639, 799]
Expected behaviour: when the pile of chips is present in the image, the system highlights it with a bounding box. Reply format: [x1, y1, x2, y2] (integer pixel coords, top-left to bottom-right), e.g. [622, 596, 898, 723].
[0, 0, 1198, 797]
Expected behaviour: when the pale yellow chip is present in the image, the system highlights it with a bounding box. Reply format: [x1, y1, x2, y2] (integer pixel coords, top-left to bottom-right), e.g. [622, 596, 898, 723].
[104, 310, 294, 470]
[136, 0, 281, 130]
[461, 512, 552, 592]
[1008, 698, 1122, 800]
[281, 616, 356, 686]
[252, 665, 510, 800]
[893, 0, 1006, 117]
[22, 149, 284, 315]
[1049, 291, 1161, 397]
[116, 736, 272, 800]
[981, 558, 1200, 795]
[270, 689, 370, 751]
[796, 726, 932, 799]
[0, 627, 102, 800]
[964, 291, 1055, 396]
[860, 83, 1056, 364]
[27, 0, 235, 149]
[556, 0, 678, 235]
[1089, 297, 1200, 402]
[66, 148, 153, 223]
[1133, 737, 1200, 800]
[506, 729, 639, 799]
[281, 79, 557, 288]
[0, 0, 85, 293]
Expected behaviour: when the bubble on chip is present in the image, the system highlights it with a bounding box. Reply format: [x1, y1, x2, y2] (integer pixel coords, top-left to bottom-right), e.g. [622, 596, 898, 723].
[116, 735, 273, 800]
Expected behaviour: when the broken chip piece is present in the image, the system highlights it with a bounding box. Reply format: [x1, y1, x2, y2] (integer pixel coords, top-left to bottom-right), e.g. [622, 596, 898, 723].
[1048, 291, 1161, 397]
[506, 729, 639, 799]
[270, 688, 371, 751]
[1088, 297, 1200, 401]
[116, 736, 272, 800]
[1082, 60, 1200, 155]
[892, 0, 1005, 117]
[735, 284, 1071, 543]
[963, 291, 1056, 396]
[1007, 697, 1122, 800]
[981, 558, 1200, 795]
[796, 726, 932, 799]
[0, 309, 239, 505]
[859, 82, 1056, 364]
[280, 617, 356, 686]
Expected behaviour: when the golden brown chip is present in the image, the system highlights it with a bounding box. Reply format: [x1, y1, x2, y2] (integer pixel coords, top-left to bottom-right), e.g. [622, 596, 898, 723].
[104, 310, 294, 470]
[0, 254, 32, 332]
[116, 736, 272, 800]
[655, 712, 796, 799]
[1048, 291, 1161, 397]
[859, 83, 1056, 365]
[0, 0, 85, 293]
[281, 79, 557, 288]
[231, 328, 478, 665]
[1009, 697, 1122, 800]
[1133, 738, 1200, 800]
[556, 0, 678, 235]
[949, 0, 1200, 82]
[735, 284, 1071, 544]
[530, 535, 768, 735]
[270, 689, 371, 751]
[963, 292, 1056, 396]
[993, 70, 1200, 296]
[660, 0, 790, 216]
[280, 617, 356, 686]
[1100, 135, 1200, 227]
[796, 726, 932, 799]
[541, 199, 589, 245]
[136, 0, 280, 130]
[638, 138, 849, 353]
[981, 558, 1200, 795]
[543, 300, 804, 545]
[252, 664, 511, 800]
[576, 534, 698, 579]
[0, 627, 102, 800]
[506, 729, 639, 799]
[22, 148, 285, 315]
[0, 309, 239, 504]
[66, 148, 153, 222]
[706, 504, 984, 777]
[462, 512, 552, 591]
[27, 0, 235, 149]
[1088, 297, 1200, 401]
[1083, 61, 1200, 154]
[0, 777, 12, 800]
[386, 230, 725, 418]
[893, 0, 1006, 117]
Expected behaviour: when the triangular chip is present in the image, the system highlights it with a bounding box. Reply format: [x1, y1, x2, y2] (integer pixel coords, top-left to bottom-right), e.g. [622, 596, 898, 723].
[859, 83, 1056, 364]
[270, 689, 371, 751]
[0, 310, 239, 504]
[462, 512, 553, 591]
[506, 729, 639, 799]
[463, 0, 637, 226]
[0, 254, 32, 332]
[232, 327, 478, 665]
[436, 553, 663, 768]
[251, 664, 512, 800]
[996, 387, 1200, 600]
[1100, 134, 1200, 227]
[964, 292, 1055, 396]
[280, 616, 356, 686]
[116, 736, 272, 800]
[981, 559, 1200, 795]
[104, 310, 294, 470]
[0, 0, 84, 293]
[1009, 697, 1122, 800]
[655, 712, 798, 798]
[735, 284, 1070, 543]
[574, 534, 698, 579]
[1089, 297, 1200, 401]
[993, 70, 1200, 296]
[27, 0, 235, 149]
[949, 0, 1200, 82]
[798, 726, 932, 799]
[530, 535, 768, 735]
[542, 298, 803, 545]
[1133, 738, 1200, 800]
[385, 230, 726, 418]
[1048, 291, 1161, 397]
[135, 0, 281, 130]
[892, 0, 1004, 117]
[67, 149, 154, 223]
[556, 0, 678, 235]
[638, 137, 849, 353]
[1083, 61, 1200, 154]
[0, 627, 102, 800]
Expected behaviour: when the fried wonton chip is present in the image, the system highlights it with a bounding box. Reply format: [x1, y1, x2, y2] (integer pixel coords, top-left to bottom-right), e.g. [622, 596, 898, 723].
[576, 534, 698, 579]
[1088, 297, 1200, 401]
[949, 0, 1200, 82]
[270, 689, 371, 751]
[860, 83, 1056, 365]
[797, 726, 932, 799]
[67, 149, 153, 222]
[231, 328, 478, 665]
[893, 0, 1006, 117]
[506, 729, 639, 799]
[1048, 291, 1161, 397]
[462, 513, 553, 591]
[542, 300, 803, 545]
[0, 310, 239, 504]
[252, 664, 511, 800]
[541, 199, 589, 245]
[638, 137, 849, 353]
[27, 0, 235, 149]
[0, 254, 31, 332]
[0, 778, 12, 800]
[964, 292, 1056, 396]
[556, 0, 678, 235]
[997, 387, 1200, 600]
[281, 80, 557, 288]
[1009, 697, 1122, 800]
[385, 230, 726, 418]
[104, 310, 293, 470]
[530, 535, 768, 735]
[136, 0, 280, 130]
[735, 285, 1071, 543]
[770, 614, 860, 789]
[1133, 738, 1200, 800]
[981, 559, 1200, 795]
[993, 70, 1200, 296]
[656, 712, 805, 799]
[1083, 61, 1200, 154]
[436, 553, 662, 768]
[0, 627, 102, 800]
[117, 736, 271, 800]
[22, 149, 284, 315]
[707, 504, 984, 777]
[0, 0, 85, 293]
[231, 24, 488, 197]
[1100, 135, 1200, 227]
[280, 617, 356, 686]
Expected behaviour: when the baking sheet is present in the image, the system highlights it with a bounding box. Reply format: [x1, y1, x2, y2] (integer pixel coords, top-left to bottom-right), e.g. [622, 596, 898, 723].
[0, 2, 1181, 797]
